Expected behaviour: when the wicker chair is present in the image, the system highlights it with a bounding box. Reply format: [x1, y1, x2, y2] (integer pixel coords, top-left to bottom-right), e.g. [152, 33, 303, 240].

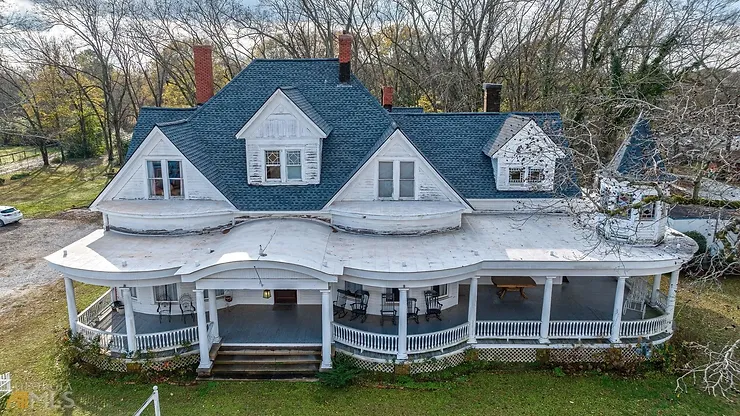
[380, 293, 398, 326]
[178, 294, 196, 324]
[407, 297, 420, 324]
[424, 290, 443, 321]
[350, 290, 369, 323]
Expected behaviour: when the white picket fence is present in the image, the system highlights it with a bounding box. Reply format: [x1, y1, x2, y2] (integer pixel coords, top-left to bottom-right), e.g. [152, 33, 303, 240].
[407, 323, 469, 353]
[333, 323, 398, 354]
[620, 315, 670, 338]
[134, 386, 161, 416]
[548, 320, 613, 340]
[0, 372, 10, 399]
[476, 320, 541, 340]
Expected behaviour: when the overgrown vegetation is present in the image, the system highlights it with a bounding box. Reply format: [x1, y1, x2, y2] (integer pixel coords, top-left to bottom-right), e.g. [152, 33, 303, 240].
[316, 354, 362, 388]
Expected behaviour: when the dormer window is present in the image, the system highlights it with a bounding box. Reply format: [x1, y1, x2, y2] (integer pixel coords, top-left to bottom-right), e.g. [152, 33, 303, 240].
[147, 160, 183, 199]
[264, 149, 303, 183]
[528, 168, 545, 183]
[508, 168, 525, 184]
[505, 166, 546, 188]
[377, 160, 415, 200]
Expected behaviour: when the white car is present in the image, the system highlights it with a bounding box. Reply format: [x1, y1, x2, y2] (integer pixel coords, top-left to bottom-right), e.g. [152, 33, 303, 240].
[0, 206, 22, 226]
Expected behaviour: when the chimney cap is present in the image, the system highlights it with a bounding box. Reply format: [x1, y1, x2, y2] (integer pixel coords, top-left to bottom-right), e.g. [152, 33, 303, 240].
[483, 83, 502, 90]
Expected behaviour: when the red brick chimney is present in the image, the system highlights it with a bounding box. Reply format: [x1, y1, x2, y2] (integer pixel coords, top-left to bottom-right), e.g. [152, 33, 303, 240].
[382, 86, 394, 111]
[338, 33, 352, 83]
[193, 45, 214, 105]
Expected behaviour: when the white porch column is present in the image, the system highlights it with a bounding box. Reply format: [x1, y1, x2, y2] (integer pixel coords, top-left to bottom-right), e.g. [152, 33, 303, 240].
[609, 276, 628, 343]
[194, 289, 211, 370]
[650, 273, 662, 305]
[539, 276, 556, 343]
[207, 289, 220, 340]
[397, 288, 409, 361]
[665, 270, 680, 334]
[467, 277, 479, 344]
[320, 289, 333, 370]
[121, 287, 137, 353]
[64, 277, 77, 333]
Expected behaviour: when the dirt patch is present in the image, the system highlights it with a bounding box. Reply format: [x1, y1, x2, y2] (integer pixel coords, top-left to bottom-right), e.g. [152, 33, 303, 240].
[0, 213, 101, 309]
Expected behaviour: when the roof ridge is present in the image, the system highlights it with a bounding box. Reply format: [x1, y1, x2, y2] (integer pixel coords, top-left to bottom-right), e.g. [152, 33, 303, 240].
[252, 58, 339, 62]
[140, 106, 197, 111]
[391, 111, 562, 116]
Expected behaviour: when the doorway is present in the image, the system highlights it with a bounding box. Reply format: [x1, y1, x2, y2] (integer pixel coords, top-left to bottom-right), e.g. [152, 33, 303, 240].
[274, 290, 298, 304]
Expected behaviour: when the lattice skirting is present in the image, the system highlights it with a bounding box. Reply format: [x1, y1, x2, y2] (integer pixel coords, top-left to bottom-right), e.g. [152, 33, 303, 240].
[335, 351, 395, 373]
[476, 348, 538, 363]
[78, 351, 127, 372]
[78, 351, 199, 373]
[409, 350, 467, 374]
[548, 347, 646, 364]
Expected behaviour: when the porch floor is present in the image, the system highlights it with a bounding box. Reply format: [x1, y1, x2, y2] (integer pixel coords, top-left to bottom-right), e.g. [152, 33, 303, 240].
[98, 276, 660, 343]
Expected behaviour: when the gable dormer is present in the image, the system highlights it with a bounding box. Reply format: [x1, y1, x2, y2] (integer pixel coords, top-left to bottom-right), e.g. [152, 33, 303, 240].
[236, 87, 331, 185]
[483, 115, 565, 192]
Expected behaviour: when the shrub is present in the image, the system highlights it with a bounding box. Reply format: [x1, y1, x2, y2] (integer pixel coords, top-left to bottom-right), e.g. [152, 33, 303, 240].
[317, 354, 362, 388]
[50, 156, 62, 164]
[10, 172, 30, 180]
[684, 231, 707, 254]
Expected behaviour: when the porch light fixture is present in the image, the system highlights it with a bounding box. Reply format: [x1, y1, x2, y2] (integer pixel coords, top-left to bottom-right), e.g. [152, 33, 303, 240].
[263, 289, 271, 299]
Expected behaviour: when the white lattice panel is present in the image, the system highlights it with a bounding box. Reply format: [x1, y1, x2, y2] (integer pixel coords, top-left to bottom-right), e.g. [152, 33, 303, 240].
[409, 351, 467, 374]
[477, 348, 537, 362]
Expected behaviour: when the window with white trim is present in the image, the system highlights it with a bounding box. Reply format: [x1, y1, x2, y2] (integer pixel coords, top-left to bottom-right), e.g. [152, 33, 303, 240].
[377, 160, 415, 200]
[432, 284, 449, 297]
[153, 284, 178, 302]
[345, 281, 363, 294]
[384, 287, 400, 302]
[264, 149, 303, 182]
[147, 160, 184, 199]
[507, 166, 546, 186]
[528, 168, 545, 183]
[508, 167, 525, 184]
[639, 202, 656, 220]
[204, 289, 226, 300]
[129, 287, 137, 299]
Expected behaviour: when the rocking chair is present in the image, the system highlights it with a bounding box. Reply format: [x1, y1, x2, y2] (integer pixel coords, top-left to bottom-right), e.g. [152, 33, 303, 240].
[350, 290, 369, 323]
[156, 297, 172, 323]
[380, 293, 397, 326]
[407, 297, 420, 324]
[424, 290, 443, 321]
[179, 294, 196, 324]
[623, 276, 649, 319]
[333, 289, 349, 319]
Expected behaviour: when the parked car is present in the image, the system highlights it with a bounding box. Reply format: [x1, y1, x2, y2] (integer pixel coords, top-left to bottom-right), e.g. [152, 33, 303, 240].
[0, 206, 22, 226]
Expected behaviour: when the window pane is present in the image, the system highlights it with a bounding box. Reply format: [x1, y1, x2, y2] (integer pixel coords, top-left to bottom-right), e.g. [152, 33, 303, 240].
[400, 161, 414, 179]
[148, 161, 164, 197]
[399, 179, 414, 198]
[265, 151, 281, 180]
[265, 151, 281, 165]
[286, 150, 301, 166]
[640, 202, 656, 219]
[432, 284, 448, 297]
[170, 179, 183, 197]
[378, 162, 393, 179]
[130, 287, 137, 299]
[154, 284, 178, 302]
[509, 168, 525, 183]
[345, 282, 363, 294]
[147, 161, 162, 178]
[168, 161, 181, 179]
[287, 166, 302, 180]
[149, 179, 164, 196]
[378, 179, 393, 198]
[266, 166, 281, 179]
[528, 168, 544, 183]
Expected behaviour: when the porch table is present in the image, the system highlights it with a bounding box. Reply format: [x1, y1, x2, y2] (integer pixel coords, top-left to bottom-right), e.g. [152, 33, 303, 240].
[491, 276, 537, 299]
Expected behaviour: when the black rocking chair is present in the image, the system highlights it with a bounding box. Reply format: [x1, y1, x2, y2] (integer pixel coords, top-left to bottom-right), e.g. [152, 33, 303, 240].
[156, 297, 172, 323]
[424, 290, 443, 321]
[179, 294, 196, 324]
[380, 293, 397, 326]
[333, 289, 349, 318]
[350, 290, 369, 323]
[407, 297, 420, 324]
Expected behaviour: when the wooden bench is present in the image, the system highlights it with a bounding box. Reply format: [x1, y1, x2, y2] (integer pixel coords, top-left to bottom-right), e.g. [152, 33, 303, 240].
[491, 276, 537, 299]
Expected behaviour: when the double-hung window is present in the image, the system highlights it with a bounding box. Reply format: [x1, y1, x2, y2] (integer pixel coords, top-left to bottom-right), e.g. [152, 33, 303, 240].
[384, 288, 400, 302]
[204, 289, 226, 300]
[153, 283, 178, 302]
[432, 284, 449, 298]
[147, 160, 184, 198]
[507, 166, 545, 186]
[264, 149, 302, 182]
[639, 202, 656, 220]
[377, 160, 415, 200]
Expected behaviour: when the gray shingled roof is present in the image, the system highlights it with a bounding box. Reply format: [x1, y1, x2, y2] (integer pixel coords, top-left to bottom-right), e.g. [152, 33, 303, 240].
[481, 114, 532, 156]
[281, 87, 332, 135]
[607, 114, 673, 181]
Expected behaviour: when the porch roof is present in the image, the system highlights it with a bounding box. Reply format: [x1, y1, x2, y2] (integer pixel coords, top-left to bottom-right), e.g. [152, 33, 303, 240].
[46, 214, 696, 282]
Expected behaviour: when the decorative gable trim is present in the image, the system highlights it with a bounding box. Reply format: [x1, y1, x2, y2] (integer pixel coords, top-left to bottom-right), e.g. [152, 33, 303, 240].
[323, 129, 471, 209]
[235, 88, 330, 139]
[489, 120, 565, 159]
[90, 126, 234, 210]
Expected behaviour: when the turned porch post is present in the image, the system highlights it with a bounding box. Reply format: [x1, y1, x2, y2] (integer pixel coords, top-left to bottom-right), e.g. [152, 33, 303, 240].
[397, 288, 409, 361]
[194, 289, 211, 370]
[121, 287, 137, 353]
[609, 276, 628, 343]
[207, 289, 220, 340]
[665, 270, 680, 334]
[539, 276, 556, 343]
[64, 277, 77, 334]
[320, 289, 333, 370]
[467, 277, 479, 344]
[650, 273, 662, 305]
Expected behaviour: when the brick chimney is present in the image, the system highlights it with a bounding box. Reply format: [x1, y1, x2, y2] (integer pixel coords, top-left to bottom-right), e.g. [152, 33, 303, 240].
[338, 33, 352, 83]
[483, 83, 502, 112]
[382, 86, 394, 111]
[193, 45, 214, 105]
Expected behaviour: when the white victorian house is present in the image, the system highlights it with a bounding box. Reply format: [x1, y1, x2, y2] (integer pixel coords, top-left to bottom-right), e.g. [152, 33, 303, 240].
[46, 37, 696, 378]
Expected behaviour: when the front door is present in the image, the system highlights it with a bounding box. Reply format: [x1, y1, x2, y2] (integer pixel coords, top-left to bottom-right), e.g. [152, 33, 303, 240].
[274, 290, 298, 304]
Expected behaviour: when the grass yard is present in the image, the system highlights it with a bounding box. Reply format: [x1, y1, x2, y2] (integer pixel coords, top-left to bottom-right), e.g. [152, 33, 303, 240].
[0, 159, 111, 218]
[0, 280, 737, 415]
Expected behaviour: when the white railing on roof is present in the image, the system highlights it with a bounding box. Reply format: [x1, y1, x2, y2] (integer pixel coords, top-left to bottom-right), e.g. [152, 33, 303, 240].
[620, 315, 670, 339]
[476, 320, 541, 340]
[77, 322, 128, 352]
[136, 326, 200, 352]
[0, 372, 11, 399]
[77, 289, 112, 326]
[332, 323, 397, 354]
[408, 323, 469, 353]
[548, 320, 612, 340]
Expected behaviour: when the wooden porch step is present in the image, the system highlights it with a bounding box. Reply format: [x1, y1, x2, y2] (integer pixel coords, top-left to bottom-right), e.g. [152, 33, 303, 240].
[215, 355, 321, 365]
[203, 345, 323, 380]
[216, 349, 320, 356]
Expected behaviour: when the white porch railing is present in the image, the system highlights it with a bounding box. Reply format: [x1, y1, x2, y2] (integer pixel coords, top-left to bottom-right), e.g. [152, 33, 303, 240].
[332, 323, 398, 354]
[77, 322, 128, 352]
[136, 326, 200, 352]
[620, 315, 670, 339]
[654, 291, 668, 312]
[77, 289, 112, 326]
[548, 320, 612, 340]
[408, 323, 469, 353]
[476, 320, 541, 340]
[0, 372, 10, 399]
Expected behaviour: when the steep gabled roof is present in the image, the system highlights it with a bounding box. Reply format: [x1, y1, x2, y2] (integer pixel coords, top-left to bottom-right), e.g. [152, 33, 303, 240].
[281, 86, 332, 135]
[126, 107, 196, 160]
[607, 114, 673, 181]
[391, 112, 580, 199]
[481, 114, 531, 156]
[390, 107, 424, 114]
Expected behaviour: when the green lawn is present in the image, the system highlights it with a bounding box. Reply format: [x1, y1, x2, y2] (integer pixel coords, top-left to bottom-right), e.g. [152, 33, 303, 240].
[0, 159, 111, 217]
[0, 280, 737, 415]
